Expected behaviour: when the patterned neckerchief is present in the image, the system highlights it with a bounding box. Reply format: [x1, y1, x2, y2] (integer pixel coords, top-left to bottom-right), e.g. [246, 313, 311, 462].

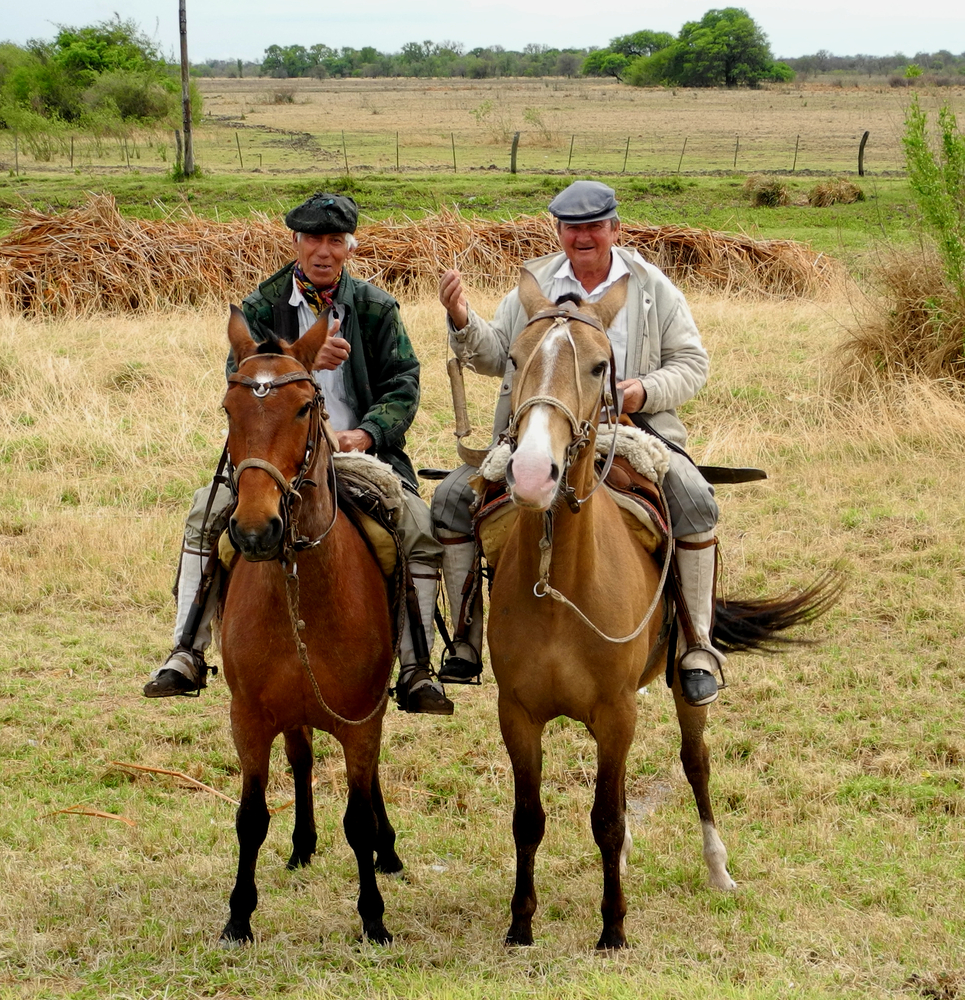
[293, 263, 341, 315]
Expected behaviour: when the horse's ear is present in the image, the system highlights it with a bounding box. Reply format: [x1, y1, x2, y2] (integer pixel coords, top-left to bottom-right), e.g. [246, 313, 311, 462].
[586, 273, 629, 331]
[518, 267, 552, 319]
[227, 305, 257, 367]
[289, 307, 331, 370]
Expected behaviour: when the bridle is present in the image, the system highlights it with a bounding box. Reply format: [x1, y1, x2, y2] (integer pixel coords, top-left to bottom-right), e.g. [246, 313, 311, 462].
[226, 355, 339, 560]
[506, 304, 673, 646]
[505, 303, 621, 514]
[225, 352, 387, 728]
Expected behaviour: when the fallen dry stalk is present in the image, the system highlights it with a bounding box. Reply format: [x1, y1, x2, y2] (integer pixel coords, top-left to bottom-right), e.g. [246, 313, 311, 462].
[110, 759, 309, 814]
[47, 804, 136, 827]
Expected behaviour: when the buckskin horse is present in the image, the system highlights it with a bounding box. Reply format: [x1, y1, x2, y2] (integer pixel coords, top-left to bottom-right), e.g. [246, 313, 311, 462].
[217, 305, 401, 945]
[484, 269, 839, 949]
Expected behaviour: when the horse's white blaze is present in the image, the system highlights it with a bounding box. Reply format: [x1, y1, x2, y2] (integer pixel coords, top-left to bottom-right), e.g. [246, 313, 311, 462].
[701, 820, 737, 890]
[619, 824, 633, 876]
[508, 406, 558, 507]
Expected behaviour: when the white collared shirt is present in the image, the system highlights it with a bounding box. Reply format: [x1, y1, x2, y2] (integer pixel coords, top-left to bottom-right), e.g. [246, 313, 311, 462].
[548, 251, 630, 380]
[288, 281, 357, 431]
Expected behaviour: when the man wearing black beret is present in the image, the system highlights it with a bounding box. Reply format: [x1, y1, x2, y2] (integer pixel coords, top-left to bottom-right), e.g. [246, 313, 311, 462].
[435, 180, 724, 708]
[144, 193, 452, 715]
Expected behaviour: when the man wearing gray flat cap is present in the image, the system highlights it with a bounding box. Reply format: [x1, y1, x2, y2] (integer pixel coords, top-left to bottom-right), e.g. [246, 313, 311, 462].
[143, 192, 452, 715]
[435, 179, 724, 708]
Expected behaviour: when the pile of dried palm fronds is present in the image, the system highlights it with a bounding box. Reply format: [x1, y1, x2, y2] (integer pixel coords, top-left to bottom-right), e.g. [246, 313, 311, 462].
[0, 195, 834, 317]
[356, 209, 834, 298]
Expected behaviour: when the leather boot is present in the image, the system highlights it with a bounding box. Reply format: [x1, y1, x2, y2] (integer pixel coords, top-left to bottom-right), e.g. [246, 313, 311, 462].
[675, 531, 726, 707]
[396, 564, 453, 715]
[437, 531, 483, 684]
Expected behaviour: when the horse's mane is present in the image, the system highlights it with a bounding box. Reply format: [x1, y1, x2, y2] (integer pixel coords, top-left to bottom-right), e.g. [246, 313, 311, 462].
[254, 331, 285, 355]
[554, 292, 584, 308]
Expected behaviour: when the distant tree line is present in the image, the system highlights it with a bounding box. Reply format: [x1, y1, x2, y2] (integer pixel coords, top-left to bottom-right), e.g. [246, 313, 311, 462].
[192, 41, 586, 80]
[783, 49, 965, 83]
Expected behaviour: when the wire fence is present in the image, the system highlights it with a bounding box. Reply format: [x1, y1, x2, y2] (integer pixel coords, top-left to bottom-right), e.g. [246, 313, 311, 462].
[0, 125, 904, 178]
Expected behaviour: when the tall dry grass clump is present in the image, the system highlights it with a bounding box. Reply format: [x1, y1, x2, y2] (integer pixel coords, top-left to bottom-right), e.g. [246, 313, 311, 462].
[743, 174, 790, 208]
[0, 195, 834, 319]
[808, 178, 865, 207]
[837, 248, 965, 383]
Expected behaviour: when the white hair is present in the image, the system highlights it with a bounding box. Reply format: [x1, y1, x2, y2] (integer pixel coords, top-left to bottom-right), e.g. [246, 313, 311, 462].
[296, 231, 358, 249]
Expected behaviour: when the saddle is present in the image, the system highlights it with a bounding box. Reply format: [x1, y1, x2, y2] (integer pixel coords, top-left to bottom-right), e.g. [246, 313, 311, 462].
[471, 426, 671, 567]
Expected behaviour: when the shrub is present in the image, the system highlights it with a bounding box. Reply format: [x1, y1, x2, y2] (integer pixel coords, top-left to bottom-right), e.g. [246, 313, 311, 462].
[840, 98, 965, 384]
[83, 70, 177, 122]
[744, 174, 789, 207]
[808, 179, 865, 207]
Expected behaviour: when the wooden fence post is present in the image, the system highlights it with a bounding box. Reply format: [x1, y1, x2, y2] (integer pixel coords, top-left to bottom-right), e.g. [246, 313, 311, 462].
[235, 132, 244, 169]
[622, 136, 630, 173]
[510, 131, 520, 174]
[858, 131, 869, 176]
[733, 136, 739, 170]
[342, 131, 349, 173]
[451, 133, 457, 172]
[676, 137, 688, 174]
[396, 132, 400, 172]
[567, 134, 575, 171]
[792, 134, 800, 173]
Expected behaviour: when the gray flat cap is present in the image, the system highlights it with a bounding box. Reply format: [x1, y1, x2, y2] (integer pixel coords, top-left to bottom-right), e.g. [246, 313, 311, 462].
[548, 181, 619, 224]
[285, 193, 358, 234]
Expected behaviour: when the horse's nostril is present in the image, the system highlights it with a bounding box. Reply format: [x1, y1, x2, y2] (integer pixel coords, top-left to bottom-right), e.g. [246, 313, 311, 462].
[549, 461, 560, 481]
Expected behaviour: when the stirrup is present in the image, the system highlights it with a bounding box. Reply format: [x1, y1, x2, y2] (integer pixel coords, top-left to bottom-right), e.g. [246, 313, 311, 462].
[677, 646, 725, 707]
[143, 647, 211, 699]
[393, 666, 454, 715]
[438, 651, 482, 685]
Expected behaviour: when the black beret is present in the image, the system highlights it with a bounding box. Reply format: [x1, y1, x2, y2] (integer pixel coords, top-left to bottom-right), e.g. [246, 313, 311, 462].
[285, 193, 358, 235]
[548, 181, 619, 224]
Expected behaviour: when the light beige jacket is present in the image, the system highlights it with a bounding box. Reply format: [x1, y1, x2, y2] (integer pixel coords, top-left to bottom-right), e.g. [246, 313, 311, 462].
[447, 248, 709, 448]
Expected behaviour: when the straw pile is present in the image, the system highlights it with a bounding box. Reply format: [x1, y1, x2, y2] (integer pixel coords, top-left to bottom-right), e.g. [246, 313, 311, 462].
[0, 195, 834, 317]
[808, 179, 865, 207]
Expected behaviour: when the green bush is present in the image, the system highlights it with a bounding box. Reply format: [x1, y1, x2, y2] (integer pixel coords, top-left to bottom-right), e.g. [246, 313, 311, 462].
[83, 71, 178, 122]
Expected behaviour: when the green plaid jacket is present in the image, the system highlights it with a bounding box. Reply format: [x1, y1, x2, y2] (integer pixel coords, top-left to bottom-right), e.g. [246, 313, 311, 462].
[234, 262, 420, 486]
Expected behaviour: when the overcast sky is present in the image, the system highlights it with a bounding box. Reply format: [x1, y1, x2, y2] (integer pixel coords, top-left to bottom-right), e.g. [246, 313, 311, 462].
[4, 0, 961, 64]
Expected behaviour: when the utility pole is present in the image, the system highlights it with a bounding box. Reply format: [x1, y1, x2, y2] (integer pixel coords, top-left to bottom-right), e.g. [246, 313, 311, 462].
[179, 0, 195, 177]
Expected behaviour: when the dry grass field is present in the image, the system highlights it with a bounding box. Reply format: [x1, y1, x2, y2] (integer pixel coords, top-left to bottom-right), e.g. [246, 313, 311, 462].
[1, 271, 964, 998]
[196, 76, 962, 174]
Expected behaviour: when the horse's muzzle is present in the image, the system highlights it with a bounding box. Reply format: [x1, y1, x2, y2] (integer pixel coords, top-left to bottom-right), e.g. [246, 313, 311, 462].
[228, 514, 285, 562]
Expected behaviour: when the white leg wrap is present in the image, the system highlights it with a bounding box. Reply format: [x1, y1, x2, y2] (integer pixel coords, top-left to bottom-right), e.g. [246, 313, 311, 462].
[172, 548, 217, 653]
[676, 530, 726, 673]
[398, 563, 438, 668]
[438, 531, 483, 661]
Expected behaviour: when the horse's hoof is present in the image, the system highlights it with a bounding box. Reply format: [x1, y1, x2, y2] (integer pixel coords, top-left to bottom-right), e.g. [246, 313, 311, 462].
[375, 853, 403, 876]
[596, 930, 628, 950]
[361, 924, 393, 946]
[505, 927, 534, 947]
[219, 922, 253, 947]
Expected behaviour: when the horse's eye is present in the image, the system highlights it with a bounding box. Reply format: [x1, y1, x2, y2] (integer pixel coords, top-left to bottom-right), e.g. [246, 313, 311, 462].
[297, 403, 312, 419]
[591, 362, 607, 378]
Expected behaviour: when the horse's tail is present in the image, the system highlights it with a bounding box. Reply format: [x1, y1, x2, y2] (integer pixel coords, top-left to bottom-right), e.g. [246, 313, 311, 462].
[712, 566, 845, 655]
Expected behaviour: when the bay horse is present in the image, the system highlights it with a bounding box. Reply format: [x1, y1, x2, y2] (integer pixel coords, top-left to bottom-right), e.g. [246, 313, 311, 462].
[217, 305, 401, 945]
[487, 269, 838, 950]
